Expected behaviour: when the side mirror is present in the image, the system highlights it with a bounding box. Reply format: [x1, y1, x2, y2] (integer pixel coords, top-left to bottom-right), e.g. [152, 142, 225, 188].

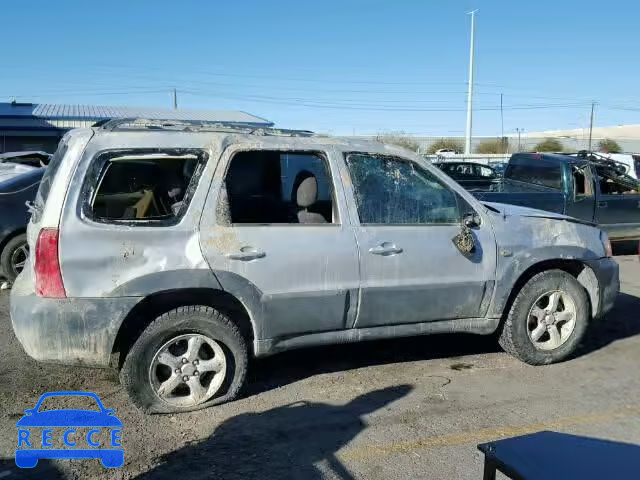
[104, 409, 115, 415]
[463, 212, 481, 228]
[24, 408, 35, 415]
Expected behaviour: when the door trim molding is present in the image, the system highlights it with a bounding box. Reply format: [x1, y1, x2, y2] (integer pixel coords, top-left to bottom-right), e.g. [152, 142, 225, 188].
[255, 316, 499, 357]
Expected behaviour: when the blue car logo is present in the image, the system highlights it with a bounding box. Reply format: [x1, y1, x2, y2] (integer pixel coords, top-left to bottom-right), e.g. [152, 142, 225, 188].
[15, 391, 123, 468]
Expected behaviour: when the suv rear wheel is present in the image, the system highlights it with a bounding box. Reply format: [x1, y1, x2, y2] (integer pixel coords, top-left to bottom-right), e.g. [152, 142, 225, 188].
[498, 270, 590, 365]
[120, 306, 248, 413]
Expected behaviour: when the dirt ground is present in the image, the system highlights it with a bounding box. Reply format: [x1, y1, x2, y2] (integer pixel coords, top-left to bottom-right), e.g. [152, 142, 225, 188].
[0, 255, 638, 479]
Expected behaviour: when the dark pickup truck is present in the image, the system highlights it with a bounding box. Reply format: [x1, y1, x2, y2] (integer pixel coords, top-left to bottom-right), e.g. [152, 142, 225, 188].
[472, 153, 640, 241]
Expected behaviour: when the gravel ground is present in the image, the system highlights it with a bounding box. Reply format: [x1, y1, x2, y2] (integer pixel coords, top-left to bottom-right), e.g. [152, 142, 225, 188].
[0, 255, 639, 479]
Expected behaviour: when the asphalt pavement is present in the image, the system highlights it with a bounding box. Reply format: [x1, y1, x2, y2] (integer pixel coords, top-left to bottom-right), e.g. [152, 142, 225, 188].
[0, 255, 638, 479]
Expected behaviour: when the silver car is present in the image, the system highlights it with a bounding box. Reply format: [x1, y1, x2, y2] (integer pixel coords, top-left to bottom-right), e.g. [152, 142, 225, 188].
[11, 120, 619, 413]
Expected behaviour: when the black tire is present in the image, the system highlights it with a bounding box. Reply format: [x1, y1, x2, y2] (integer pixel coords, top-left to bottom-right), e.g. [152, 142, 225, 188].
[120, 305, 248, 414]
[0, 233, 28, 282]
[498, 270, 590, 365]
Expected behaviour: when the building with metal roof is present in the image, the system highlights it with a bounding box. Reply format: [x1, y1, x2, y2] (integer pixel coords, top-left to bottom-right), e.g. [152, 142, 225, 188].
[0, 101, 272, 153]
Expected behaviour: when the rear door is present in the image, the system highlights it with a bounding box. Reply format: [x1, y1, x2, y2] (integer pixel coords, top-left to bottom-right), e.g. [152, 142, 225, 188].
[340, 152, 497, 328]
[198, 146, 359, 339]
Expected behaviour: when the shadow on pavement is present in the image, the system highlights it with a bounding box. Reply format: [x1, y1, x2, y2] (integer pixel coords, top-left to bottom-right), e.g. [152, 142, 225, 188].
[246, 332, 498, 398]
[0, 458, 65, 479]
[135, 384, 412, 480]
[581, 291, 640, 355]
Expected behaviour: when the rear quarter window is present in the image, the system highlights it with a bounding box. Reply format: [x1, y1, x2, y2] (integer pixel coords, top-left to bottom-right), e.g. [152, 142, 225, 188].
[35, 138, 68, 209]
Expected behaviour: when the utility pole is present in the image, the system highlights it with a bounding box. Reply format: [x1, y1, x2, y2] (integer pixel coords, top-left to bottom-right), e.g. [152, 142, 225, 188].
[588, 101, 595, 152]
[500, 93, 505, 153]
[465, 10, 478, 155]
[173, 88, 178, 110]
[516, 128, 523, 152]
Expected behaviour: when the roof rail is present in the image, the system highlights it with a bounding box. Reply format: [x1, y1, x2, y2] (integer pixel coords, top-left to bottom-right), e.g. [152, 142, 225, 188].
[95, 117, 315, 137]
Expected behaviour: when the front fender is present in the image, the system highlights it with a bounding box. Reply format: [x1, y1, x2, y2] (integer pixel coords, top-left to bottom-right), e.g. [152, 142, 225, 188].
[489, 213, 604, 317]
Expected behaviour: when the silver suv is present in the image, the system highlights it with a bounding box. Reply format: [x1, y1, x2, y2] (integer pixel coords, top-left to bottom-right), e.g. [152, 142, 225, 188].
[11, 120, 619, 413]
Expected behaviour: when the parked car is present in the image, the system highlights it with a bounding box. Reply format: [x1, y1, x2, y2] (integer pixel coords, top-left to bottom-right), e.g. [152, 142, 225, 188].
[434, 161, 500, 190]
[434, 148, 459, 156]
[473, 153, 640, 241]
[11, 122, 618, 413]
[0, 168, 43, 281]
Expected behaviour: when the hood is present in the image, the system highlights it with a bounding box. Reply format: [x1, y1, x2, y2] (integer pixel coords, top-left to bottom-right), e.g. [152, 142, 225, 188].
[483, 201, 596, 227]
[0, 163, 38, 183]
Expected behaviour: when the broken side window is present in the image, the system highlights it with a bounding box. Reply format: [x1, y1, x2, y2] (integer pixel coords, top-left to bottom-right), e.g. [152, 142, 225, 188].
[346, 153, 460, 225]
[86, 150, 207, 223]
[572, 165, 593, 198]
[221, 150, 337, 225]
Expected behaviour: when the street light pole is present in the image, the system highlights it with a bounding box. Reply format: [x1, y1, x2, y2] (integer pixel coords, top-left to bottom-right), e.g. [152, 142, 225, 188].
[464, 10, 478, 155]
[500, 93, 505, 153]
[588, 102, 595, 152]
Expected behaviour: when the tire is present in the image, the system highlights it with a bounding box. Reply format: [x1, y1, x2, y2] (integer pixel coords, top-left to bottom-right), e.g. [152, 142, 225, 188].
[0, 233, 28, 282]
[498, 269, 590, 365]
[120, 305, 248, 414]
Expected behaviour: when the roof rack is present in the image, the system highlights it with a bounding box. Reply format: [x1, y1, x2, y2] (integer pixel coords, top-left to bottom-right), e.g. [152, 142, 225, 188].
[95, 118, 315, 137]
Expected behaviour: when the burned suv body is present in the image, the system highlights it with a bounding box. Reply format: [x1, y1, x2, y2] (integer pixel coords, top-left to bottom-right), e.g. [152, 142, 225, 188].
[11, 120, 619, 413]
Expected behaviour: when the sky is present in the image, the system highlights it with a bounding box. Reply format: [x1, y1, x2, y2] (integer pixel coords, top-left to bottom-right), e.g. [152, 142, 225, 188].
[2, 0, 639, 136]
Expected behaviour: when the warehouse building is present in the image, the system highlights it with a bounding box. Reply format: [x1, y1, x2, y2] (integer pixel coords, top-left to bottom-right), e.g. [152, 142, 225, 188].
[0, 101, 273, 153]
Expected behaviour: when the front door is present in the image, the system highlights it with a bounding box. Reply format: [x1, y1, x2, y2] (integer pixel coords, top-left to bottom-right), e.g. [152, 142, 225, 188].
[341, 153, 497, 328]
[565, 164, 596, 222]
[199, 147, 359, 339]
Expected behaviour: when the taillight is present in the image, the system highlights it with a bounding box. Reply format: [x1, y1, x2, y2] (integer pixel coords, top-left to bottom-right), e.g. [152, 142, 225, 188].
[35, 228, 66, 298]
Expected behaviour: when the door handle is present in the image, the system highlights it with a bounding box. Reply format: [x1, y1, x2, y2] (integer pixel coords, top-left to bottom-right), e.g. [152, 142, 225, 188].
[226, 247, 266, 261]
[598, 201, 608, 208]
[369, 242, 403, 256]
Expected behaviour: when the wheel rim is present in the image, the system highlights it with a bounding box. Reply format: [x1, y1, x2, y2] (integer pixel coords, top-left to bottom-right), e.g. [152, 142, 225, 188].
[149, 333, 227, 407]
[10, 242, 29, 277]
[527, 290, 577, 351]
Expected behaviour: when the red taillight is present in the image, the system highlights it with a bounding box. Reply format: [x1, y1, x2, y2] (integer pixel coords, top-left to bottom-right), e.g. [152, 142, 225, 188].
[35, 228, 66, 298]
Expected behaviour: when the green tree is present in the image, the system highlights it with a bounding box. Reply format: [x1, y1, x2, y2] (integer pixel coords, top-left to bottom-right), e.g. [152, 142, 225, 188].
[475, 137, 509, 154]
[534, 138, 564, 152]
[426, 138, 464, 154]
[375, 132, 420, 152]
[597, 138, 622, 154]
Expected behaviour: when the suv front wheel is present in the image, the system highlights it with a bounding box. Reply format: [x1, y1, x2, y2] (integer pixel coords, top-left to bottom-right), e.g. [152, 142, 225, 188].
[498, 270, 590, 365]
[120, 306, 248, 413]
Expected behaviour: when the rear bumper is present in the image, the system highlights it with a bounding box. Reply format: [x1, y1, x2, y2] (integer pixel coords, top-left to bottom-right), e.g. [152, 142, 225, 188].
[586, 257, 619, 319]
[10, 272, 140, 367]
